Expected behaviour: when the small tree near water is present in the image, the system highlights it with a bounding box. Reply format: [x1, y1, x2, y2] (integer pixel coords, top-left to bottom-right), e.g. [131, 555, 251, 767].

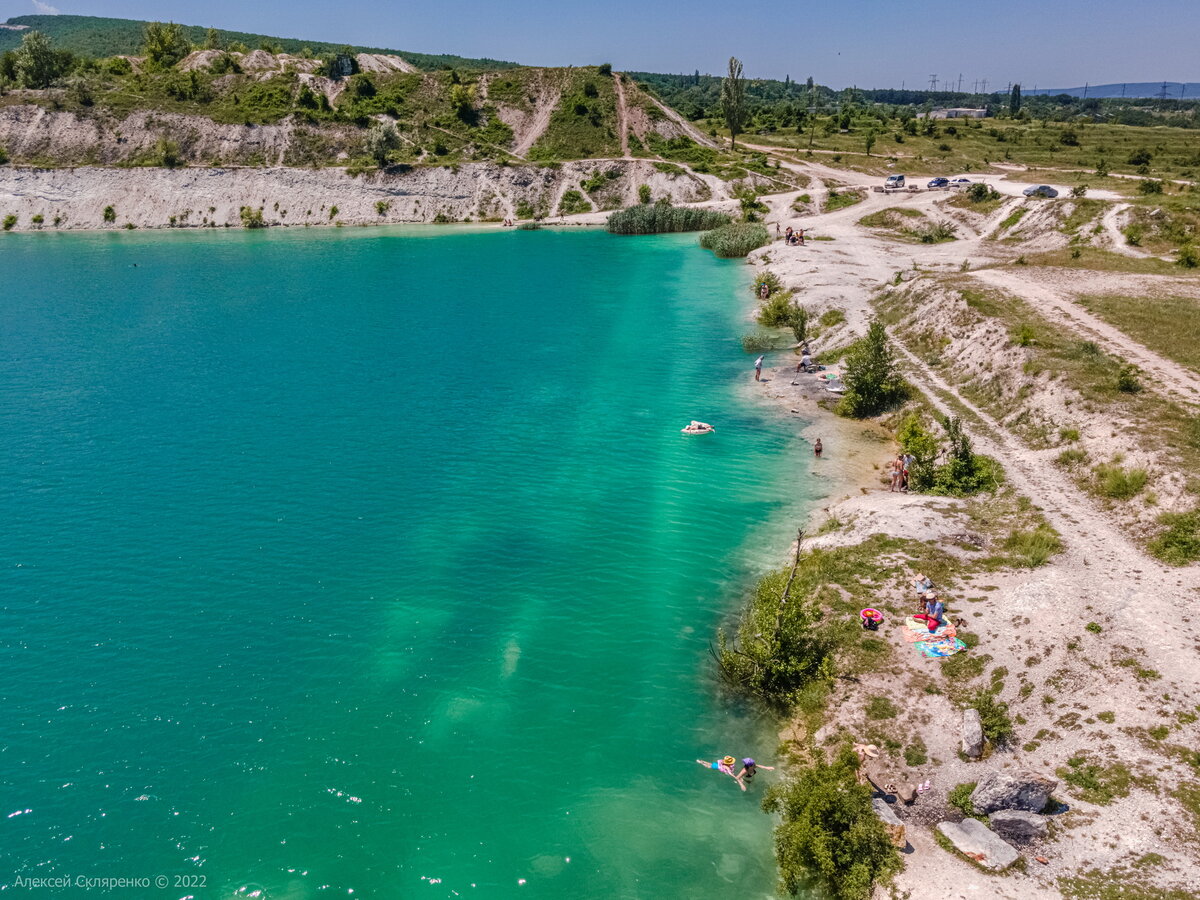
[836, 320, 905, 418]
[762, 747, 902, 899]
[366, 121, 401, 167]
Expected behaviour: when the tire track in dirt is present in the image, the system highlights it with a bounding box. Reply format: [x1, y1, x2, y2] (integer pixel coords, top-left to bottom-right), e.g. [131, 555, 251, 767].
[612, 73, 631, 158]
[972, 268, 1200, 400]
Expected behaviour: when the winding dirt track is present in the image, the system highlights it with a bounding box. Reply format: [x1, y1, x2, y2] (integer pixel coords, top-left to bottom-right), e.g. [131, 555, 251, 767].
[971, 268, 1200, 400]
[612, 73, 631, 158]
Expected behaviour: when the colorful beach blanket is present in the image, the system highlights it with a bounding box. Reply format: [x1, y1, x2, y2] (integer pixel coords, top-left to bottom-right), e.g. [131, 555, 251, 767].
[903, 615, 957, 642]
[917, 637, 967, 658]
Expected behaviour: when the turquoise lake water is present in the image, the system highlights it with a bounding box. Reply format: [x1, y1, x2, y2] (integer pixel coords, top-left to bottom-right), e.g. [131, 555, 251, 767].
[1, 227, 821, 899]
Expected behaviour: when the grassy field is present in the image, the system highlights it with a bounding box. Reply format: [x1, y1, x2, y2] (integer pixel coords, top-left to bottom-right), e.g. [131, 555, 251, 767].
[714, 118, 1200, 188]
[1076, 293, 1200, 373]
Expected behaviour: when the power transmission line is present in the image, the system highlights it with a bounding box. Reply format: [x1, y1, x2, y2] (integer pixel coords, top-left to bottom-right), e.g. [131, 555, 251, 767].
[928, 74, 938, 91]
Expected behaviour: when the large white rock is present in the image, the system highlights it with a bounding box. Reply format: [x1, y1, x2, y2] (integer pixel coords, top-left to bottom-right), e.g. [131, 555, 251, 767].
[937, 818, 1019, 870]
[970, 770, 1057, 815]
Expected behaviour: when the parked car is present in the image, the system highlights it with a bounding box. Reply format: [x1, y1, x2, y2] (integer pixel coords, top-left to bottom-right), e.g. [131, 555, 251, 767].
[884, 174, 906, 189]
[1023, 185, 1059, 198]
[927, 177, 950, 188]
[950, 177, 972, 184]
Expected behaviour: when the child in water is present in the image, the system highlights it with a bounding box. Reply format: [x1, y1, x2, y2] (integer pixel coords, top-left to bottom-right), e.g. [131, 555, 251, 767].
[697, 756, 745, 791]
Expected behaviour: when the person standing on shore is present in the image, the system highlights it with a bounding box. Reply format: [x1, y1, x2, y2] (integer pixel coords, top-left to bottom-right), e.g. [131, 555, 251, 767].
[754, 355, 765, 381]
[814, 438, 823, 458]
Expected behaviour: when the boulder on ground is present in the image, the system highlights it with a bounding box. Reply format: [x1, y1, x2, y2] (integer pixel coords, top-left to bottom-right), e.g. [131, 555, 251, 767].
[897, 783, 917, 805]
[872, 797, 906, 848]
[989, 809, 1049, 841]
[970, 770, 1057, 815]
[961, 708, 984, 759]
[937, 818, 1019, 871]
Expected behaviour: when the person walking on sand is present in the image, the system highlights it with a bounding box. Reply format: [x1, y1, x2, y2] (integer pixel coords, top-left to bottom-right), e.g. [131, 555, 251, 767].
[754, 355, 765, 381]
[697, 756, 745, 791]
[889, 456, 903, 492]
[814, 438, 823, 458]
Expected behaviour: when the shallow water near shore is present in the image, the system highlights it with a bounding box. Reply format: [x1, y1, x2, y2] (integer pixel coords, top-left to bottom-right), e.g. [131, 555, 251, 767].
[1, 227, 822, 898]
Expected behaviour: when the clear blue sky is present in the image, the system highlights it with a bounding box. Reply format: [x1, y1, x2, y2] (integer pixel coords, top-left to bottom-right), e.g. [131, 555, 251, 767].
[9, 0, 1197, 89]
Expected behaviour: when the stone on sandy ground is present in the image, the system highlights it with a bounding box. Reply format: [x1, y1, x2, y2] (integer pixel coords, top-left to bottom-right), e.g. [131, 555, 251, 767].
[989, 809, 1049, 841]
[962, 708, 984, 759]
[897, 783, 917, 804]
[937, 818, 1019, 871]
[872, 798, 907, 848]
[970, 770, 1057, 815]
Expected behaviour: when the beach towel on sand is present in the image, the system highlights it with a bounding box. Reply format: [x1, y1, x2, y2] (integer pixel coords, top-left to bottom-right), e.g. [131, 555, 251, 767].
[917, 637, 967, 658]
[903, 615, 956, 642]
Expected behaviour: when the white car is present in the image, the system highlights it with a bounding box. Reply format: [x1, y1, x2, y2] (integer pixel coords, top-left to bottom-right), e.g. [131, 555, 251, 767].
[950, 177, 971, 184]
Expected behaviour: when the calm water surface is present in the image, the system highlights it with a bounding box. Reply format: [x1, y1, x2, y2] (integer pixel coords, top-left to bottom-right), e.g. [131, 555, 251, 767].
[0, 227, 821, 898]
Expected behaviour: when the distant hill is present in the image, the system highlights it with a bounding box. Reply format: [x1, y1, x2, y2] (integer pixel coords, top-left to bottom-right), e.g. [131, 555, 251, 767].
[1026, 82, 1200, 99]
[0, 13, 518, 71]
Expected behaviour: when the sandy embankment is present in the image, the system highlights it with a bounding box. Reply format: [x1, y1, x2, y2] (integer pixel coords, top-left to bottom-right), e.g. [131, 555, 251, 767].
[0, 159, 718, 231]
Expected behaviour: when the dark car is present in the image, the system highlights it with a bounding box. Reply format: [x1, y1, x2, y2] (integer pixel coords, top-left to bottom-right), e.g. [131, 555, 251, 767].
[927, 177, 950, 188]
[1023, 184, 1059, 198]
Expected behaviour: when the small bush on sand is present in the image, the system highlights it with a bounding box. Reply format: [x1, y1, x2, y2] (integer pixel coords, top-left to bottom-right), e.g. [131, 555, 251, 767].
[1115, 364, 1142, 393]
[1094, 462, 1148, 500]
[1003, 524, 1062, 567]
[762, 747, 902, 900]
[103, 205, 116, 223]
[948, 782, 979, 818]
[557, 190, 592, 216]
[1148, 510, 1200, 566]
[239, 206, 266, 228]
[965, 689, 1015, 746]
[2, 214, 15, 231]
[699, 222, 770, 257]
[1177, 244, 1199, 269]
[607, 203, 730, 234]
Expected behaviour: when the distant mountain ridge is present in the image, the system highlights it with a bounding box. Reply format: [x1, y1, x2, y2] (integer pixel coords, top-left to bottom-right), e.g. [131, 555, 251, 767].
[1025, 82, 1199, 99]
[0, 13, 518, 71]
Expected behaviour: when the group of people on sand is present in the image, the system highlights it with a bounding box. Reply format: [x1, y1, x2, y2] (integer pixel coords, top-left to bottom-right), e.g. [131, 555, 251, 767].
[782, 225, 806, 246]
[888, 452, 916, 492]
[696, 756, 775, 792]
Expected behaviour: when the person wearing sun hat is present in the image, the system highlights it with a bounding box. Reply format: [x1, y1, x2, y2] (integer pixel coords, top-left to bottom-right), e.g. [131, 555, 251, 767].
[697, 755, 746, 790]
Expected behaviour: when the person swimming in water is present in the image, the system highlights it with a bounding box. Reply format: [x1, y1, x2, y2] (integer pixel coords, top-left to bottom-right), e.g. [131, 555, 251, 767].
[697, 755, 745, 791]
[736, 758, 776, 785]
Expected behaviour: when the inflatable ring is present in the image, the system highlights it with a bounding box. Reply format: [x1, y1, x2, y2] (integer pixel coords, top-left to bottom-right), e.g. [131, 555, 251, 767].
[860, 608, 883, 622]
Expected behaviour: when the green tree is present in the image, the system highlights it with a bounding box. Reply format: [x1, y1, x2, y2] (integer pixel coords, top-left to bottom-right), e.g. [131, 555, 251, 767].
[716, 562, 831, 710]
[1009, 83, 1022, 116]
[762, 747, 901, 899]
[863, 129, 876, 156]
[449, 82, 477, 120]
[837, 320, 905, 418]
[204, 28, 222, 51]
[896, 412, 939, 490]
[365, 121, 400, 167]
[14, 31, 59, 89]
[142, 22, 192, 70]
[720, 56, 747, 149]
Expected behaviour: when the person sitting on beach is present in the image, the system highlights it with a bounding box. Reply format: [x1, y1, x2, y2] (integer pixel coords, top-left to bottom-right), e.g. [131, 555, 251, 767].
[913, 594, 945, 632]
[697, 756, 745, 791]
[736, 758, 775, 785]
[785, 226, 794, 243]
